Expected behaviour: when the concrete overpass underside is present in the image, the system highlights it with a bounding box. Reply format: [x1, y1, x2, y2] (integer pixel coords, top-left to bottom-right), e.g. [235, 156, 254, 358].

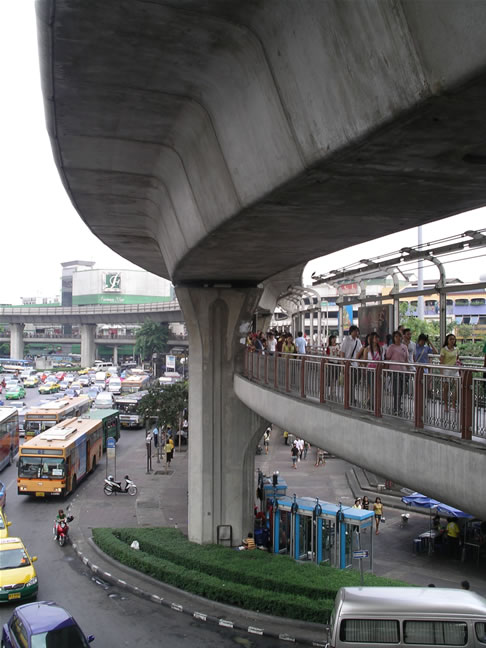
[36, 0, 486, 543]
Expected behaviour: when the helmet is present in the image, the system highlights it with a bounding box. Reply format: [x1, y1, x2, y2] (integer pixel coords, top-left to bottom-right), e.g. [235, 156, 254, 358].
[108, 475, 114, 481]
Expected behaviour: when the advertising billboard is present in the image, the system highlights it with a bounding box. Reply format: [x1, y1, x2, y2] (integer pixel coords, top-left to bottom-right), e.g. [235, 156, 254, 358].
[358, 304, 393, 341]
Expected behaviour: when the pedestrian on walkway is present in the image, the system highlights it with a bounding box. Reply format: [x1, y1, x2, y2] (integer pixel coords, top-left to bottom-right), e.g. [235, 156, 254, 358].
[303, 441, 310, 460]
[373, 497, 383, 535]
[164, 439, 173, 467]
[315, 448, 325, 466]
[152, 425, 159, 448]
[294, 331, 307, 355]
[263, 427, 271, 454]
[283, 430, 289, 445]
[445, 517, 461, 558]
[362, 496, 370, 510]
[291, 442, 299, 469]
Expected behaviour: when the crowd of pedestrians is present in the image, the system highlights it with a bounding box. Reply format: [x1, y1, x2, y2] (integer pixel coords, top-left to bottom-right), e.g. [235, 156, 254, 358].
[248, 323, 476, 414]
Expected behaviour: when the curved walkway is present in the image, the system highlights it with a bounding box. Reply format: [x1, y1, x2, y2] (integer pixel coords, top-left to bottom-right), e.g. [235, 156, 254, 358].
[236, 351, 486, 520]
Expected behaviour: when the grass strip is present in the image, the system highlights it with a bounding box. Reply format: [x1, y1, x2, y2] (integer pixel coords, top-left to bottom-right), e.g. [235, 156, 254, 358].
[93, 527, 409, 624]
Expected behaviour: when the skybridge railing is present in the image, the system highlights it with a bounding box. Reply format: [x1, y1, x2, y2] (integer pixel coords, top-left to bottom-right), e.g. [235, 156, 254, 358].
[244, 350, 486, 440]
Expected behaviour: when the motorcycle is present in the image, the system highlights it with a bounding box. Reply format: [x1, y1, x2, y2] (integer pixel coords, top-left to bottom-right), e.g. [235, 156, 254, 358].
[53, 515, 74, 547]
[103, 475, 137, 496]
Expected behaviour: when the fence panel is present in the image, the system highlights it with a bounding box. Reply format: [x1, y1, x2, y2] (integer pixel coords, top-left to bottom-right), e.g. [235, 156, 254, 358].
[423, 370, 461, 433]
[472, 377, 486, 438]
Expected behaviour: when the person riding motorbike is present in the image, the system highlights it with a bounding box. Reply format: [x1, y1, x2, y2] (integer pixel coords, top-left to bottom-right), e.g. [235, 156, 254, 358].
[55, 509, 67, 540]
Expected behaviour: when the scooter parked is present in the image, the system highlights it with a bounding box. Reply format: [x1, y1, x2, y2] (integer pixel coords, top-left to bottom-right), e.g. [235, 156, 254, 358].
[103, 475, 137, 496]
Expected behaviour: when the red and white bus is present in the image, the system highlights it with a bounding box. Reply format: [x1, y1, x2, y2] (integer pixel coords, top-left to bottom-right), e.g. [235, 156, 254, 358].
[0, 407, 19, 472]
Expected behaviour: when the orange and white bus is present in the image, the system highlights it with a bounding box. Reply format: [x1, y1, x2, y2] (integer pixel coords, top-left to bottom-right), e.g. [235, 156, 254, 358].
[0, 407, 19, 472]
[17, 417, 103, 497]
[121, 374, 151, 394]
[24, 395, 90, 437]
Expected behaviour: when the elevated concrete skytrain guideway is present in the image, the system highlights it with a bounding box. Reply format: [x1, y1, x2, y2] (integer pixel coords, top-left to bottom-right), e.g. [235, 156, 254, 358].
[36, 0, 486, 544]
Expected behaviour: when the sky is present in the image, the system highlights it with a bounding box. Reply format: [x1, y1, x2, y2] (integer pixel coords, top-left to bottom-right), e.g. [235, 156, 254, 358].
[1, 2, 485, 305]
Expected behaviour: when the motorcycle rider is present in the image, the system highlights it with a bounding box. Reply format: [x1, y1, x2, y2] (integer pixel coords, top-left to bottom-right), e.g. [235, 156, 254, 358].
[55, 509, 67, 540]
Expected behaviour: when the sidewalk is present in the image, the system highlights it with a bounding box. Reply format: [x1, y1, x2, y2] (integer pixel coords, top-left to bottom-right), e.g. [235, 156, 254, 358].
[69, 427, 486, 646]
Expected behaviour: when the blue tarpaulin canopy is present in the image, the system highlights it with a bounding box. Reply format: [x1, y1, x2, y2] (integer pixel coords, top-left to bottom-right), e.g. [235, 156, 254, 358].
[401, 492, 473, 518]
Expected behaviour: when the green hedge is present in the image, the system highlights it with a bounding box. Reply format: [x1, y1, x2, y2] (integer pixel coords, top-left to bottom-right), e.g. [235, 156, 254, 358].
[92, 527, 408, 624]
[92, 528, 332, 622]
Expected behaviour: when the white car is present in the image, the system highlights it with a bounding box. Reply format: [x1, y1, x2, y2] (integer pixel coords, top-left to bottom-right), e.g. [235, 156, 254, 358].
[94, 392, 115, 409]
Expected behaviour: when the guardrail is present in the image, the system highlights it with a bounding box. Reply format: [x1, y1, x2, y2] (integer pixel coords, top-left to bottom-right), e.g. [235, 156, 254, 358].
[244, 350, 486, 440]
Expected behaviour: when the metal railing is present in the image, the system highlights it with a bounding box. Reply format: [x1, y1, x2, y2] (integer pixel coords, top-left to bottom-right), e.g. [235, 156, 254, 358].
[0, 300, 181, 317]
[244, 350, 486, 441]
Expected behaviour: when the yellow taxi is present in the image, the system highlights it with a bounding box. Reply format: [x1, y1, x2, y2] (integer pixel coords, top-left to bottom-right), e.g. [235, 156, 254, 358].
[0, 537, 38, 602]
[24, 376, 40, 388]
[78, 368, 89, 375]
[38, 382, 60, 394]
[0, 510, 12, 539]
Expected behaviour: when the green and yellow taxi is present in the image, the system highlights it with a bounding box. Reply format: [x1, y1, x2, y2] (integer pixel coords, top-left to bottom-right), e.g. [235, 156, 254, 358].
[0, 537, 38, 603]
[23, 376, 40, 388]
[38, 383, 59, 395]
[5, 385, 26, 400]
[0, 510, 12, 539]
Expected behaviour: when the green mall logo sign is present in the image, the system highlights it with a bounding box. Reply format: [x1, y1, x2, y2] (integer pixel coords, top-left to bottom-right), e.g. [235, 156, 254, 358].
[103, 272, 121, 292]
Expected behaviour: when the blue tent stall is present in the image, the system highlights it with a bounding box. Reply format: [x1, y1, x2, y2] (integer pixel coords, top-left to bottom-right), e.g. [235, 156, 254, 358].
[273, 495, 374, 570]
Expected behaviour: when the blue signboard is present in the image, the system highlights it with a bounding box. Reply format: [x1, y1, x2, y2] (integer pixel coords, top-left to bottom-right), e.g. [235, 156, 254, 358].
[106, 437, 116, 449]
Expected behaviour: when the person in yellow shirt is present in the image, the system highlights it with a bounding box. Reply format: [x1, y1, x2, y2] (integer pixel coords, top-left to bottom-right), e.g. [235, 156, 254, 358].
[446, 517, 460, 558]
[243, 532, 256, 550]
[373, 497, 383, 535]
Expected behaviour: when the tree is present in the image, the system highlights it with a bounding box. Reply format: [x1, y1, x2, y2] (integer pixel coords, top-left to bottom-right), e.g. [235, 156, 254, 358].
[137, 381, 188, 430]
[134, 321, 169, 361]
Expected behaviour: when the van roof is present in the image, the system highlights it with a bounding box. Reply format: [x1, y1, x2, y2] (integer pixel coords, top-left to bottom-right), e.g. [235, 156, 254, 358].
[338, 587, 486, 617]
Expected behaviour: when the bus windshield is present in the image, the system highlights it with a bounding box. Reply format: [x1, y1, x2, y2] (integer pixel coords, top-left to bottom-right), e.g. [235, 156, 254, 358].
[117, 401, 138, 414]
[18, 456, 65, 479]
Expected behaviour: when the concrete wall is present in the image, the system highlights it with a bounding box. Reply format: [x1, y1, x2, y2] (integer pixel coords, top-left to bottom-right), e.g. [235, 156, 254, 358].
[234, 375, 486, 521]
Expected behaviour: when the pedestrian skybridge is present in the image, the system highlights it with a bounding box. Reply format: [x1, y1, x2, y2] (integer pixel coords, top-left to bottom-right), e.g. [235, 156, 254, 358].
[236, 351, 486, 520]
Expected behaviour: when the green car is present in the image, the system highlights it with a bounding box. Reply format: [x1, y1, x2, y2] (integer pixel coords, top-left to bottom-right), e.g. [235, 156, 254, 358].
[5, 385, 26, 400]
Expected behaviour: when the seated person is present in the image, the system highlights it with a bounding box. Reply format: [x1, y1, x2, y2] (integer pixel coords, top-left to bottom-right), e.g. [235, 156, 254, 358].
[242, 532, 256, 550]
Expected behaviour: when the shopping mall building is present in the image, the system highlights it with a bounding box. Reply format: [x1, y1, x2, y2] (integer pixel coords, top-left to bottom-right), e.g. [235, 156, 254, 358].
[1, 261, 184, 361]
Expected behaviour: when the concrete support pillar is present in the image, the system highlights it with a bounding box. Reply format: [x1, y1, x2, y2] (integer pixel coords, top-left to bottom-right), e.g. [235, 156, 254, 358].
[338, 304, 344, 341]
[317, 310, 322, 346]
[176, 285, 265, 545]
[80, 324, 96, 368]
[10, 324, 24, 359]
[113, 345, 118, 366]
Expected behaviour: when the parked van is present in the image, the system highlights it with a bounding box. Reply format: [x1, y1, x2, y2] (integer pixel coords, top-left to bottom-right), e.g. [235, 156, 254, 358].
[327, 587, 486, 648]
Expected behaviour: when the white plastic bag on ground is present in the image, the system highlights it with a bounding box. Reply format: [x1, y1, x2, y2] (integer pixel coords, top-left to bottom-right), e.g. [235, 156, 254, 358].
[130, 540, 140, 550]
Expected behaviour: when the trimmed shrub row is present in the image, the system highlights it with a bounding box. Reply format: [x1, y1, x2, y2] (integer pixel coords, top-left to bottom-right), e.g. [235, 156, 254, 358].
[93, 527, 409, 624]
[111, 527, 405, 601]
[92, 528, 333, 623]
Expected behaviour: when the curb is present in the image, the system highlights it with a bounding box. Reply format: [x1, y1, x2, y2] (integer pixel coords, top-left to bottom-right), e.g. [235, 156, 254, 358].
[71, 540, 327, 647]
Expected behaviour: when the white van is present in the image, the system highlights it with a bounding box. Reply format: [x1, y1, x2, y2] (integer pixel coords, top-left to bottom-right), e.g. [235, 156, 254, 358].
[94, 392, 115, 409]
[327, 587, 486, 648]
[94, 372, 107, 390]
[107, 377, 122, 395]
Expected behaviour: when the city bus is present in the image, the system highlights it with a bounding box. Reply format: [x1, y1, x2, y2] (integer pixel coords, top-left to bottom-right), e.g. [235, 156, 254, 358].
[17, 417, 103, 497]
[114, 391, 147, 428]
[0, 359, 33, 374]
[120, 374, 151, 394]
[85, 409, 120, 449]
[0, 407, 19, 472]
[24, 395, 90, 437]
